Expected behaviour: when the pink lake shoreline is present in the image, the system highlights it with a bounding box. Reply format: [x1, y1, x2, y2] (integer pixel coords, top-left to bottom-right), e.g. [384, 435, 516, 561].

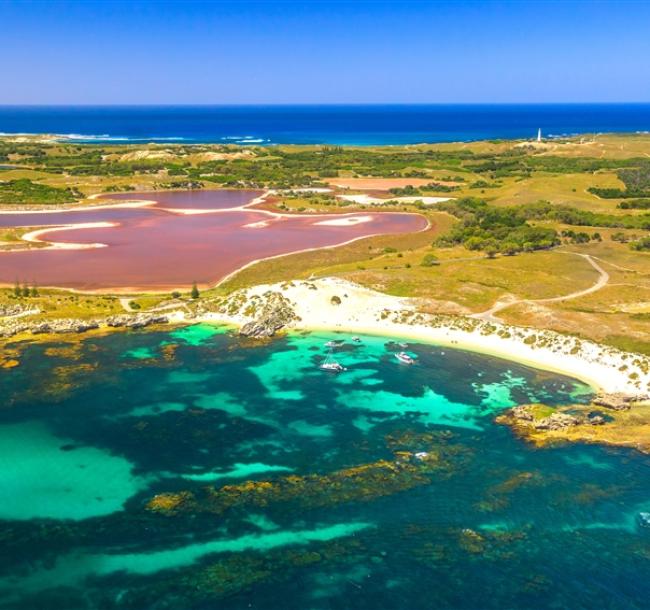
[0, 189, 429, 293]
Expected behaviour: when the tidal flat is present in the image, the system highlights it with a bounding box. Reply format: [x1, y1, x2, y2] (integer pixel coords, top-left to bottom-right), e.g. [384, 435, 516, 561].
[0, 326, 649, 609]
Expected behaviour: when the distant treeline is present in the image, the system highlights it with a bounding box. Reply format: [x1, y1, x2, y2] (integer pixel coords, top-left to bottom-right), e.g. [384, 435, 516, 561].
[522, 200, 650, 230]
[618, 198, 650, 209]
[589, 163, 650, 199]
[7, 139, 650, 189]
[588, 187, 650, 199]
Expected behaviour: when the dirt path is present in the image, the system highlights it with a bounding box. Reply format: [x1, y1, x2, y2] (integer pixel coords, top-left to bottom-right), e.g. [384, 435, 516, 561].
[473, 253, 610, 321]
[119, 297, 135, 313]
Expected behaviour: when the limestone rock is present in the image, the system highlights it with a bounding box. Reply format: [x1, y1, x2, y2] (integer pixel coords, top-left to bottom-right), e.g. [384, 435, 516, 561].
[106, 313, 169, 329]
[533, 412, 581, 431]
[239, 292, 297, 338]
[511, 405, 534, 422]
[592, 393, 648, 411]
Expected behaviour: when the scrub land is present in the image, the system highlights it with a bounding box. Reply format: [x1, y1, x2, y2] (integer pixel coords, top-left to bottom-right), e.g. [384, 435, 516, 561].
[1, 132, 650, 452]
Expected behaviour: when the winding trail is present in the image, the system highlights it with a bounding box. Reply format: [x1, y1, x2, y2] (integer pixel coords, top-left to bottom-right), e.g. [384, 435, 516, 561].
[473, 252, 610, 321]
[119, 298, 136, 313]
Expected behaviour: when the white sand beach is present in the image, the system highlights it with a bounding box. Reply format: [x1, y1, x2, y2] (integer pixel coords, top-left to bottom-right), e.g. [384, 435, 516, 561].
[21, 222, 115, 250]
[194, 277, 650, 395]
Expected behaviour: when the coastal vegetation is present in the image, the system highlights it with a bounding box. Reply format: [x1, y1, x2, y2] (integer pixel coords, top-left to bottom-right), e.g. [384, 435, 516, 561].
[0, 132, 648, 357]
[0, 178, 81, 205]
[434, 198, 560, 255]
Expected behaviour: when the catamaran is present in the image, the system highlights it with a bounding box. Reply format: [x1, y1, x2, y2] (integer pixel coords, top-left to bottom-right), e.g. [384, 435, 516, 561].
[395, 351, 415, 365]
[320, 349, 347, 372]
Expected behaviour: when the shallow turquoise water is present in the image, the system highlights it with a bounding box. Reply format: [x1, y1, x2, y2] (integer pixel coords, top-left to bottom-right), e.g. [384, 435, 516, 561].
[0, 326, 648, 609]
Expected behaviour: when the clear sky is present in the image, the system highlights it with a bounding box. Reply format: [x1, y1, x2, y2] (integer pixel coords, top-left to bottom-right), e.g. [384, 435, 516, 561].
[2, 0, 650, 104]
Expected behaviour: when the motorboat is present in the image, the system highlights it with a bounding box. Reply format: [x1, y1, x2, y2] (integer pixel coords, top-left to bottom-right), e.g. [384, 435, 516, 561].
[395, 351, 415, 365]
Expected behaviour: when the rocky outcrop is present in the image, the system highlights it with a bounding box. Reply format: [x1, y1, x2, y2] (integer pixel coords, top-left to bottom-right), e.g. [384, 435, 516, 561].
[106, 313, 169, 329]
[508, 405, 602, 430]
[0, 312, 169, 339]
[0, 303, 37, 317]
[239, 292, 297, 338]
[592, 392, 649, 411]
[31, 319, 100, 334]
[533, 412, 582, 431]
[510, 405, 534, 422]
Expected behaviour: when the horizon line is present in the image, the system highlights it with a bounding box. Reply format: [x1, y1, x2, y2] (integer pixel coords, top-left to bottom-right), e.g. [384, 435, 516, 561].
[2, 101, 650, 108]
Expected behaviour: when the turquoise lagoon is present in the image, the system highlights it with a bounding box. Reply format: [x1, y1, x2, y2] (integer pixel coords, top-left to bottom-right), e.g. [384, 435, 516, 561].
[0, 325, 648, 609]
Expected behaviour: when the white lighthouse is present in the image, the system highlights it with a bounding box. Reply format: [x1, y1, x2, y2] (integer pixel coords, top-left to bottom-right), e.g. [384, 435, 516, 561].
[537, 128, 542, 142]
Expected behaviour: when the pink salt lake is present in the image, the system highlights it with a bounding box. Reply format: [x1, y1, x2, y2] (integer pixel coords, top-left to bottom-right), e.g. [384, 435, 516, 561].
[0, 190, 428, 291]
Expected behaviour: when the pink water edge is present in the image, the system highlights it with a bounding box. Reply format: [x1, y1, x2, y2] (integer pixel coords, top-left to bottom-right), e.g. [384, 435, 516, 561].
[0, 190, 428, 291]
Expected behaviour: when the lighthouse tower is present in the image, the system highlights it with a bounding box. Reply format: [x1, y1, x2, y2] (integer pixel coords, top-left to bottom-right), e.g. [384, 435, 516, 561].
[537, 128, 542, 142]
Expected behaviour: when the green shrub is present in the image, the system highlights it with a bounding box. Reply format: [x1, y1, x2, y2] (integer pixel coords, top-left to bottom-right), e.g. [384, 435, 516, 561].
[420, 253, 440, 267]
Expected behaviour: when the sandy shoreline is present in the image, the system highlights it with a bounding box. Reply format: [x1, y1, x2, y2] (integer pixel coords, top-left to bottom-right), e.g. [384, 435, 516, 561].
[192, 277, 650, 395]
[21, 222, 115, 250]
[2, 275, 649, 395]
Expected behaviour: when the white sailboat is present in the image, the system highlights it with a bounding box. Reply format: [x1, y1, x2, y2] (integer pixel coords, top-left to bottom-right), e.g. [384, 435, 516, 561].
[320, 348, 347, 372]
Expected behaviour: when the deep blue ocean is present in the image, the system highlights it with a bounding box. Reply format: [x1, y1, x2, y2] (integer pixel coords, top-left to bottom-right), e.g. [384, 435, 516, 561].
[1, 104, 650, 145]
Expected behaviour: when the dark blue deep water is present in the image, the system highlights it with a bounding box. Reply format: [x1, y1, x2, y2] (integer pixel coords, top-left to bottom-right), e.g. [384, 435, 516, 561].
[1, 104, 650, 145]
[0, 326, 649, 609]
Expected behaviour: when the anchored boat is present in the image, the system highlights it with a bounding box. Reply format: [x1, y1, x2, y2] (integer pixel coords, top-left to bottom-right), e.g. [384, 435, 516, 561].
[395, 351, 415, 365]
[320, 349, 347, 372]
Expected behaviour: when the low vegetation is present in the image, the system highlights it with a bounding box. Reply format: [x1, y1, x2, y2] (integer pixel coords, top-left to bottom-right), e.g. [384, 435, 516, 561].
[0, 178, 82, 205]
[435, 198, 560, 255]
[0, 133, 648, 354]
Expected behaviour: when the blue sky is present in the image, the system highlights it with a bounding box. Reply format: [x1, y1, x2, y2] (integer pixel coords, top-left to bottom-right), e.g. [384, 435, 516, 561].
[2, 0, 650, 104]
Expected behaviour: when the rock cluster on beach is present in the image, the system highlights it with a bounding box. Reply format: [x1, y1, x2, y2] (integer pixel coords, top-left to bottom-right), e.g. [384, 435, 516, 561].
[0, 312, 169, 339]
[238, 292, 298, 338]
